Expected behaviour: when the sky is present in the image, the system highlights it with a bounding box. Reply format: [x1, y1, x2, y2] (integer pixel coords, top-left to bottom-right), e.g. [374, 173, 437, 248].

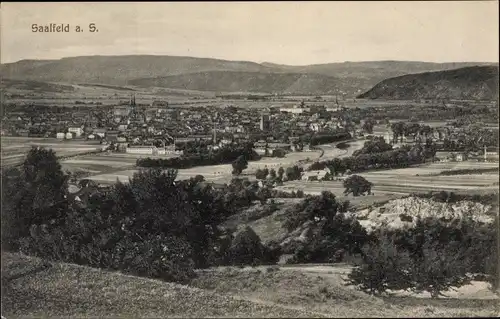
[1, 1, 498, 65]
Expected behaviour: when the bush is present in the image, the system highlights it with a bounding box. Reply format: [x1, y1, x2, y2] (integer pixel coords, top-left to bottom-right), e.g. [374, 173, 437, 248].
[226, 226, 279, 266]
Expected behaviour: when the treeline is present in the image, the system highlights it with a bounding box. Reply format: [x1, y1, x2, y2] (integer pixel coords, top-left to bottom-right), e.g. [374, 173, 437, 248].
[136, 143, 260, 169]
[436, 167, 499, 176]
[308, 138, 436, 173]
[255, 165, 303, 182]
[309, 132, 351, 146]
[414, 190, 499, 206]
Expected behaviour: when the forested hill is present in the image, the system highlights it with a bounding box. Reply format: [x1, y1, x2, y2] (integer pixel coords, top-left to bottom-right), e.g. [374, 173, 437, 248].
[1, 55, 495, 95]
[357, 65, 499, 100]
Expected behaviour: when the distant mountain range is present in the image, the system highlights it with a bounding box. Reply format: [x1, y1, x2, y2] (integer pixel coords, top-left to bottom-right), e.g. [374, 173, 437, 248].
[0, 55, 497, 95]
[357, 65, 499, 100]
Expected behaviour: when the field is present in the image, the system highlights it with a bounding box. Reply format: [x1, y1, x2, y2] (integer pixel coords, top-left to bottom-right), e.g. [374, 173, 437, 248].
[85, 150, 323, 185]
[1, 137, 104, 167]
[3, 252, 498, 318]
[275, 161, 499, 205]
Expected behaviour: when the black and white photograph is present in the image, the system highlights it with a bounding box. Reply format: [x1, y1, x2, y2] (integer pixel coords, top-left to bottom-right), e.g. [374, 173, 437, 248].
[1, 1, 499, 317]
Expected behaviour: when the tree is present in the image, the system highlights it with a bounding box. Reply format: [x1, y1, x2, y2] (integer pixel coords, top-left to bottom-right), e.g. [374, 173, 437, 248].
[272, 148, 286, 158]
[2, 147, 69, 250]
[255, 169, 267, 180]
[362, 119, 376, 134]
[269, 168, 277, 179]
[391, 121, 407, 143]
[227, 226, 265, 266]
[232, 155, 248, 175]
[343, 175, 372, 196]
[278, 167, 285, 180]
[347, 236, 412, 295]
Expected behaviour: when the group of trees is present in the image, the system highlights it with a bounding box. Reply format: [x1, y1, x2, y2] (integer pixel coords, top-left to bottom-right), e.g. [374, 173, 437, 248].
[136, 143, 260, 169]
[309, 139, 437, 174]
[390, 121, 433, 143]
[1, 147, 279, 283]
[361, 119, 377, 134]
[309, 132, 352, 146]
[255, 165, 303, 183]
[348, 215, 498, 297]
[283, 191, 370, 264]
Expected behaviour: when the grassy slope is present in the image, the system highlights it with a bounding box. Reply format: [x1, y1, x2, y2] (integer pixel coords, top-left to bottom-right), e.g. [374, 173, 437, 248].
[191, 266, 500, 317]
[1, 252, 321, 318]
[3, 252, 498, 318]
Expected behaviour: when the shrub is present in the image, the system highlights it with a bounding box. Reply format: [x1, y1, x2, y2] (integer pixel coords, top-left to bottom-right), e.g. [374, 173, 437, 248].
[226, 226, 265, 266]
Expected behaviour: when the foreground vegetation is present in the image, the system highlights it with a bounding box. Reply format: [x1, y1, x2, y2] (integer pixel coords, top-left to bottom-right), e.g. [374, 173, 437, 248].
[2, 146, 498, 307]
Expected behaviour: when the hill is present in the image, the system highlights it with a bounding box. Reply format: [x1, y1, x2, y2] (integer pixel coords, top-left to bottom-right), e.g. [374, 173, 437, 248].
[357, 65, 499, 100]
[1, 55, 495, 95]
[1, 252, 322, 318]
[0, 55, 275, 85]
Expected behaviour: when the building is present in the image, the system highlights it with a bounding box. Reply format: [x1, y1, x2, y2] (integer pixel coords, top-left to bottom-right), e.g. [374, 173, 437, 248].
[65, 132, 73, 140]
[152, 100, 169, 107]
[484, 146, 499, 162]
[126, 145, 158, 155]
[113, 106, 130, 117]
[56, 132, 65, 139]
[68, 127, 83, 138]
[309, 123, 321, 132]
[260, 114, 271, 131]
[279, 106, 310, 114]
[301, 170, 328, 181]
[93, 128, 107, 138]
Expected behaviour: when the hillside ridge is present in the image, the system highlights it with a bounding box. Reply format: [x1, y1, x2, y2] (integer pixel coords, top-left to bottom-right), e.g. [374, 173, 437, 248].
[357, 65, 499, 100]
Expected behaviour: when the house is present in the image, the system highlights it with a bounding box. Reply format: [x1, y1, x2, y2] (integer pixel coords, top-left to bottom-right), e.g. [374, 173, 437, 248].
[301, 170, 328, 181]
[65, 132, 73, 139]
[448, 152, 468, 162]
[310, 123, 321, 132]
[484, 146, 499, 162]
[56, 132, 65, 139]
[93, 128, 107, 138]
[68, 126, 83, 137]
[17, 129, 29, 137]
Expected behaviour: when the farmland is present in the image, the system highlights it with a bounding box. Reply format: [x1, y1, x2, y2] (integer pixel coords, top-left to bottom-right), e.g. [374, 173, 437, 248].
[1, 137, 104, 167]
[84, 149, 324, 185]
[275, 161, 499, 205]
